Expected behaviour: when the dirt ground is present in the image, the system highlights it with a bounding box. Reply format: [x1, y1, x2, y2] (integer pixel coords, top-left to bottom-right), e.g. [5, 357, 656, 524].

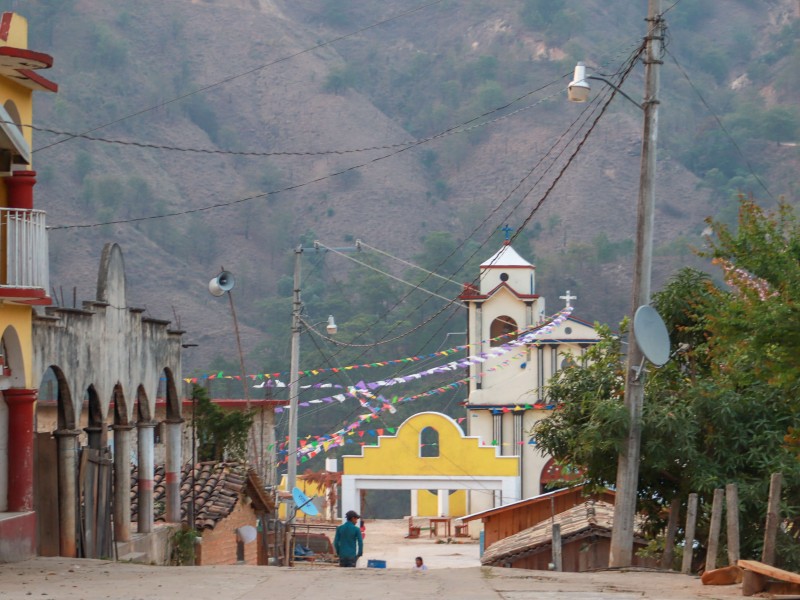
[0, 520, 745, 599]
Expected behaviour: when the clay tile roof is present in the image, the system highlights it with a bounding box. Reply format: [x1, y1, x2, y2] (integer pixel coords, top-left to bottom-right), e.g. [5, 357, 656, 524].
[131, 461, 275, 530]
[480, 501, 647, 567]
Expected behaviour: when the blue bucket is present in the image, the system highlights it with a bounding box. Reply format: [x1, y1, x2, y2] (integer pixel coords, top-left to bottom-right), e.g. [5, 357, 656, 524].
[367, 559, 386, 569]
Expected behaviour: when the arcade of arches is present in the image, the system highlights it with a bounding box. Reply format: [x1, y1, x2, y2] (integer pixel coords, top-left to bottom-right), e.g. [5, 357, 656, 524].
[31, 244, 183, 557]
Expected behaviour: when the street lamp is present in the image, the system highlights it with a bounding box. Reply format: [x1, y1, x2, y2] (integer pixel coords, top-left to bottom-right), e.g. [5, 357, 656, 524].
[567, 0, 664, 567]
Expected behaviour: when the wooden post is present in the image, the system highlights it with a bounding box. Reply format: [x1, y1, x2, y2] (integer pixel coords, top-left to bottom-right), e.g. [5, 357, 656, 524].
[762, 472, 782, 565]
[681, 493, 698, 574]
[661, 497, 680, 570]
[552, 524, 562, 572]
[706, 488, 725, 572]
[726, 483, 740, 565]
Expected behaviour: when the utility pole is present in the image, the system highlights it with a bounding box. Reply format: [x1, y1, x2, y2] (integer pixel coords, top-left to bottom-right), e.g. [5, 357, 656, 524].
[286, 246, 303, 510]
[609, 0, 663, 567]
[285, 241, 358, 513]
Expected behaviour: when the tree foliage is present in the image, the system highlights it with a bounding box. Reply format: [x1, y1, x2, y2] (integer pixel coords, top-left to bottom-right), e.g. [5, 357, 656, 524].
[533, 198, 800, 568]
[192, 384, 254, 463]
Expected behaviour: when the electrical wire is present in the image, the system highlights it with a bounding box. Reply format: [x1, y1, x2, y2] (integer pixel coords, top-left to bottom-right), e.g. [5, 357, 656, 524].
[26, 85, 564, 158]
[664, 47, 774, 201]
[47, 77, 569, 231]
[33, 0, 449, 153]
[356, 240, 462, 288]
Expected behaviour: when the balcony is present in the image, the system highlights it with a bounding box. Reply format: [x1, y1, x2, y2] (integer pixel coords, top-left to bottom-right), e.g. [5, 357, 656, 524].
[0, 207, 49, 304]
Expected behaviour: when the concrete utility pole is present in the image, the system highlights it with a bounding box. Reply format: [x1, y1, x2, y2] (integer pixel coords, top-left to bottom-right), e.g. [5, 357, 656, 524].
[608, 0, 663, 567]
[286, 246, 304, 510]
[286, 242, 357, 513]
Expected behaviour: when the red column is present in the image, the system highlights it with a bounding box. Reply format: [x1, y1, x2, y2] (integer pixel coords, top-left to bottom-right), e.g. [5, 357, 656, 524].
[3, 170, 36, 210]
[6, 388, 37, 511]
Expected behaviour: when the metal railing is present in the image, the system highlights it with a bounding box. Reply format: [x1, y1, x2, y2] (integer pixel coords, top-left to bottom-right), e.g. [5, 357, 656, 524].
[0, 208, 48, 289]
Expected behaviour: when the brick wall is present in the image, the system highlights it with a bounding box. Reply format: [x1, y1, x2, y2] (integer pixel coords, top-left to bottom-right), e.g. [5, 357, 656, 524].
[196, 495, 259, 566]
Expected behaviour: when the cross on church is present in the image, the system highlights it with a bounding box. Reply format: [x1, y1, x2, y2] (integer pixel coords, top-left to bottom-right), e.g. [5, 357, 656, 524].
[501, 224, 513, 241]
[560, 290, 577, 308]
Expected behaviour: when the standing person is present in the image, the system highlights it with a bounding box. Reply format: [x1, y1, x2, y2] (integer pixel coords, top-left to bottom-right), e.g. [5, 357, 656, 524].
[334, 510, 363, 567]
[413, 556, 428, 571]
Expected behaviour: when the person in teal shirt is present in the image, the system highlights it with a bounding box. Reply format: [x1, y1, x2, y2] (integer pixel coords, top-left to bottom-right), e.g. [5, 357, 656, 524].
[334, 510, 363, 567]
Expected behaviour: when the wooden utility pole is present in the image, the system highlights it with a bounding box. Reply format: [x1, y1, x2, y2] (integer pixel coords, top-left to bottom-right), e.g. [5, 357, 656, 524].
[552, 524, 562, 572]
[609, 0, 664, 567]
[681, 493, 698, 574]
[726, 483, 740, 564]
[706, 488, 725, 571]
[762, 473, 782, 565]
[660, 497, 680, 569]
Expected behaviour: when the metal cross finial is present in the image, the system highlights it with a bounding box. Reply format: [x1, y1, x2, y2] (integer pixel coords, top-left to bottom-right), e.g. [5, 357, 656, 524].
[560, 290, 577, 308]
[501, 224, 513, 241]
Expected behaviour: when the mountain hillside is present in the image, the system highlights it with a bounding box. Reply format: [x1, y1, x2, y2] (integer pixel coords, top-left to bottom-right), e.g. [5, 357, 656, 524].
[7, 0, 798, 373]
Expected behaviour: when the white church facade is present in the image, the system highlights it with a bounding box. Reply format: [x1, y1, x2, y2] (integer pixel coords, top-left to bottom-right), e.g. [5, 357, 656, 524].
[460, 240, 601, 513]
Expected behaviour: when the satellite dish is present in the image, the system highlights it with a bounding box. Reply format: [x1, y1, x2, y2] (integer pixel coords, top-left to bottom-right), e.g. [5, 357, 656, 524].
[292, 487, 319, 516]
[633, 305, 670, 367]
[236, 525, 257, 544]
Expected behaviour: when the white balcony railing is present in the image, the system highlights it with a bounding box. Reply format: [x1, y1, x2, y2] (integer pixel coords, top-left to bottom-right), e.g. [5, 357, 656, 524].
[1, 208, 48, 290]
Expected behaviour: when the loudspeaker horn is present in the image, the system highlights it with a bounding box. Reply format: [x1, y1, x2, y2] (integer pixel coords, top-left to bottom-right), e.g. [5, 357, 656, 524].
[208, 270, 235, 296]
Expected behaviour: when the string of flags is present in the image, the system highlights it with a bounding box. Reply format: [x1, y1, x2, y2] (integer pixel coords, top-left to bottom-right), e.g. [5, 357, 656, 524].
[182, 306, 574, 385]
[285, 377, 556, 465]
[271, 347, 527, 413]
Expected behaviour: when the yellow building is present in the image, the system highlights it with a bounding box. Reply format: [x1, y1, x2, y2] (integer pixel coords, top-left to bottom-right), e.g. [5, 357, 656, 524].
[341, 412, 519, 518]
[0, 11, 58, 562]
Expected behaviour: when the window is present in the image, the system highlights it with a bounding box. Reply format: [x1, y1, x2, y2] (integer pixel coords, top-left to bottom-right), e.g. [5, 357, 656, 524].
[420, 427, 439, 457]
[490, 315, 517, 346]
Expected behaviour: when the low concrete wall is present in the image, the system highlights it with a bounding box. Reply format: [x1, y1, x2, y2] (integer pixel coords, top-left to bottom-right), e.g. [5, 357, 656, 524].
[116, 523, 177, 565]
[0, 512, 36, 562]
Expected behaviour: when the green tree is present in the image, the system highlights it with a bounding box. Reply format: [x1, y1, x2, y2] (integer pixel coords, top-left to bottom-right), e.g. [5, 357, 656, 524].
[192, 384, 253, 462]
[533, 199, 800, 567]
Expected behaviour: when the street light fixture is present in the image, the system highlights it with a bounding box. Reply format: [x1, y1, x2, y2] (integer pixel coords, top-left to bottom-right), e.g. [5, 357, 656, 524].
[325, 315, 338, 335]
[567, 0, 664, 568]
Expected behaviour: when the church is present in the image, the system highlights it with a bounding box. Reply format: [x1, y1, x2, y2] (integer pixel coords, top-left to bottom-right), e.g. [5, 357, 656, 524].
[459, 238, 601, 513]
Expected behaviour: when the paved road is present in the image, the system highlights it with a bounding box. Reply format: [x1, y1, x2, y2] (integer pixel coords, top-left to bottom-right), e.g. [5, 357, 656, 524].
[0, 557, 741, 599]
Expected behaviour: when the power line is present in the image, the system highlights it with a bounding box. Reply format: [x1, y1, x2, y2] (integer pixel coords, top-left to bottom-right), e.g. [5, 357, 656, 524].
[33, 0, 448, 153]
[664, 48, 774, 201]
[47, 77, 568, 231]
[27, 85, 563, 158]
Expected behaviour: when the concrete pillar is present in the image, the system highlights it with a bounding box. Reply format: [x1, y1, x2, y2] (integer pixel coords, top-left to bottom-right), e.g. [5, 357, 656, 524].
[340, 476, 358, 519]
[112, 423, 134, 542]
[437, 490, 450, 516]
[53, 428, 80, 557]
[5, 388, 37, 511]
[164, 418, 183, 523]
[4, 170, 36, 209]
[136, 422, 156, 534]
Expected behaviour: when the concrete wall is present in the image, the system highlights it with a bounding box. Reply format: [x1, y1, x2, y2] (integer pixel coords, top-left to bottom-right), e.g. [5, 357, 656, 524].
[116, 524, 175, 565]
[0, 512, 35, 562]
[32, 244, 183, 428]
